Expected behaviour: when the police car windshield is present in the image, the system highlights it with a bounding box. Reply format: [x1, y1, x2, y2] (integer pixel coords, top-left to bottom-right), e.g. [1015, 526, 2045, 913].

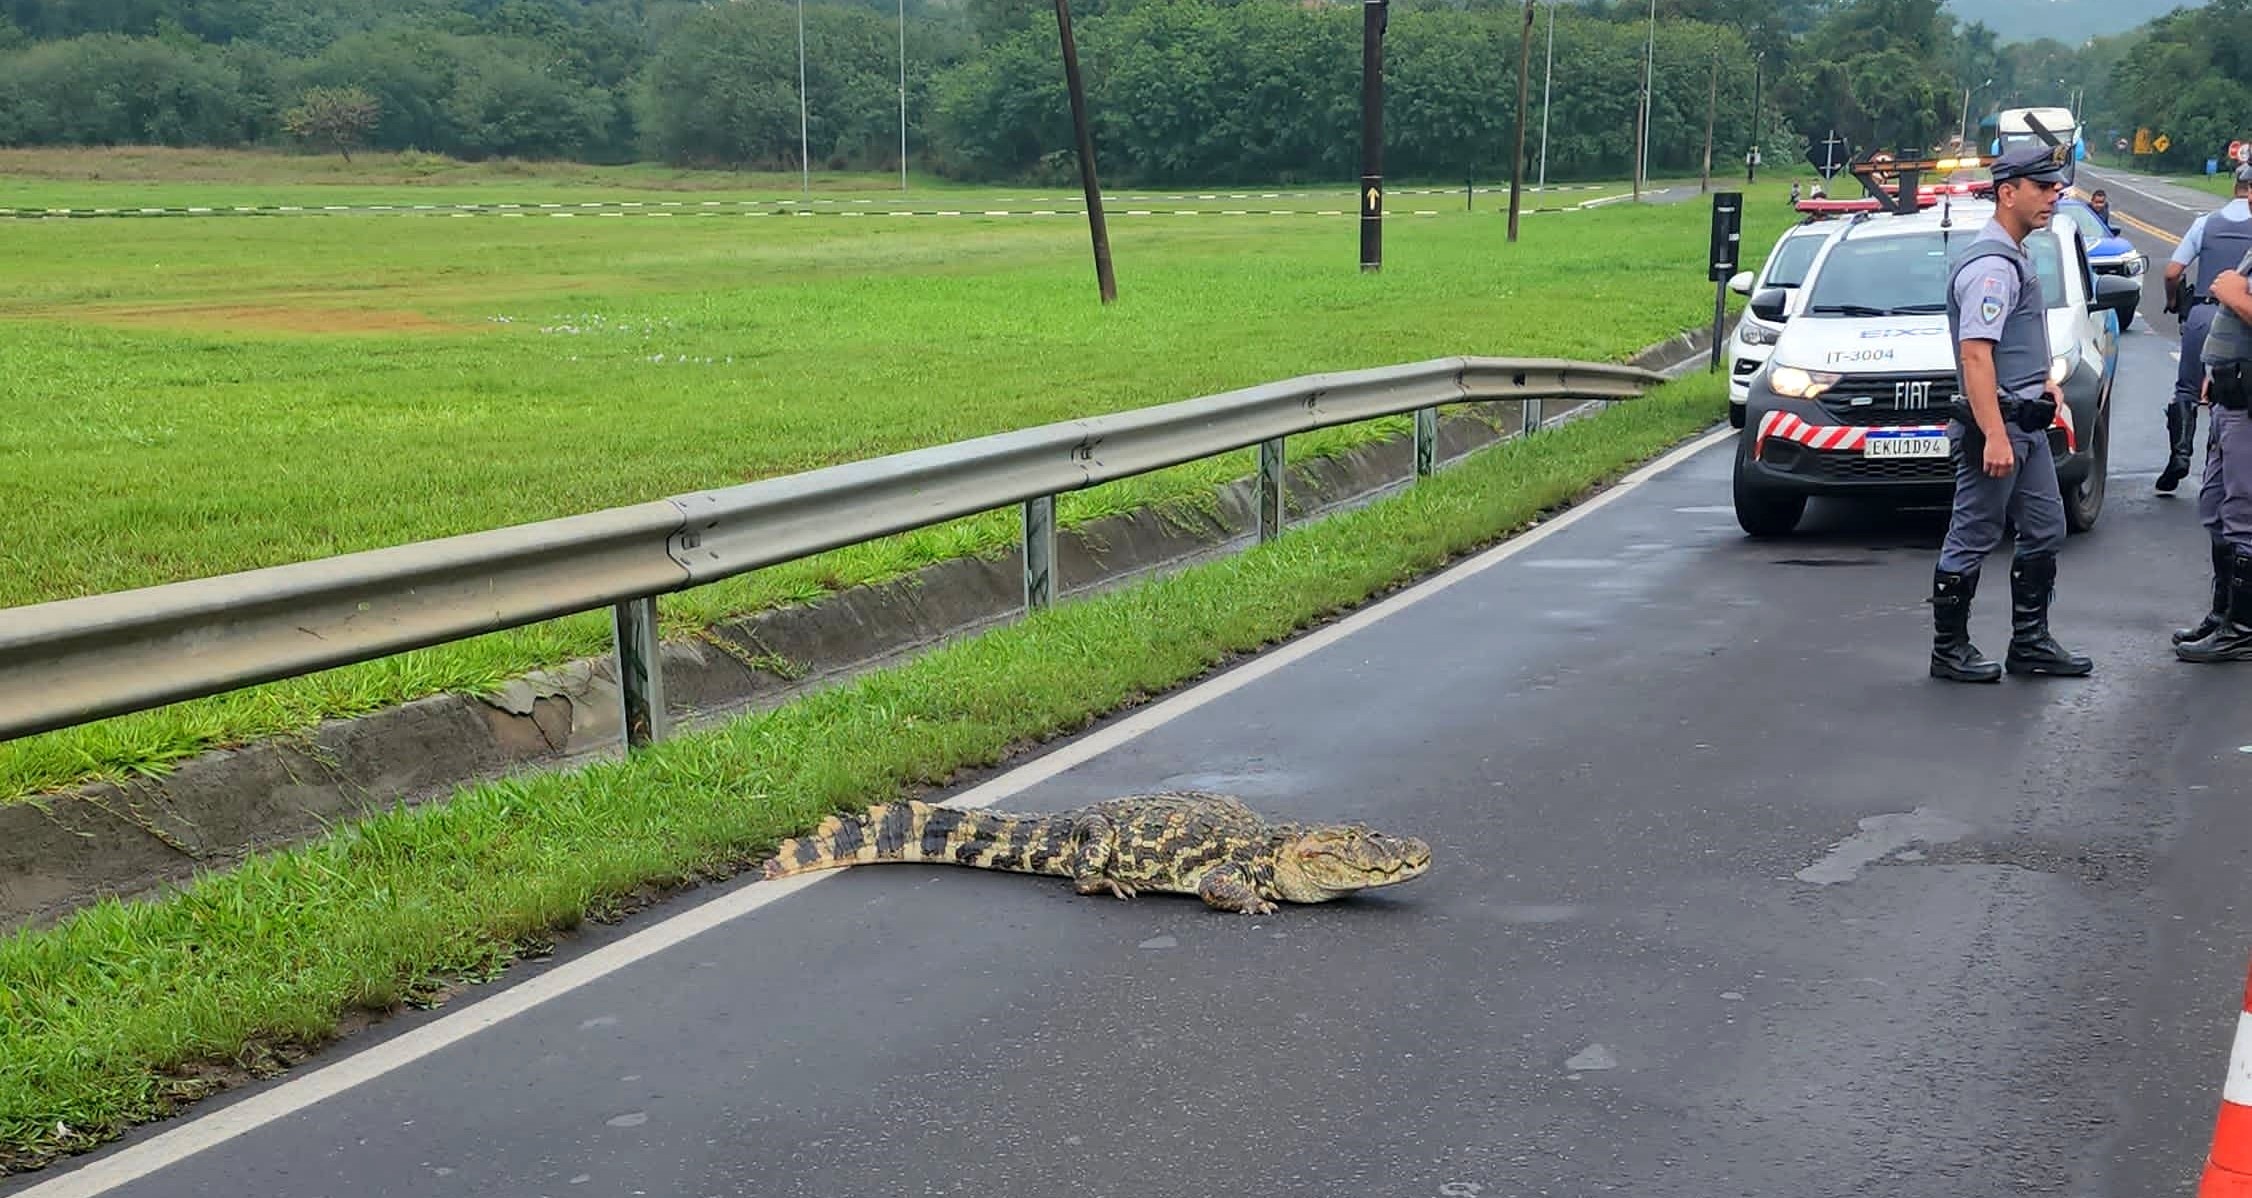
[1763, 233, 1826, 288]
[1803, 228, 2068, 316]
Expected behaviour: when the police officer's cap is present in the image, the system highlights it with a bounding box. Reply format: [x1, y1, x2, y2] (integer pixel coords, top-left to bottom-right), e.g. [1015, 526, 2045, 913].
[1989, 141, 2070, 186]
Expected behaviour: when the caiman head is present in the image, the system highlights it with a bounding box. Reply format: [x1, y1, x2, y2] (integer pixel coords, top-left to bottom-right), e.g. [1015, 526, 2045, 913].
[1270, 823, 1432, 903]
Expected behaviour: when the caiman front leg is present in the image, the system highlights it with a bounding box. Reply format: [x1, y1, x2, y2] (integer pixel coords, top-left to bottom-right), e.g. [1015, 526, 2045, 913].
[1068, 814, 1136, 900]
[1197, 863, 1278, 915]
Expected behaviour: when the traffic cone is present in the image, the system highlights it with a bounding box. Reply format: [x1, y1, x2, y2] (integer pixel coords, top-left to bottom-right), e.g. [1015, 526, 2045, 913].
[2201, 957, 2252, 1196]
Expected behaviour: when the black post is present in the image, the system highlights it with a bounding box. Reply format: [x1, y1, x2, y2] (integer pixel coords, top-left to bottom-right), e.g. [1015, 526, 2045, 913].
[1508, 0, 1533, 242]
[1360, 0, 1386, 272]
[1055, 0, 1115, 304]
[1707, 191, 1741, 373]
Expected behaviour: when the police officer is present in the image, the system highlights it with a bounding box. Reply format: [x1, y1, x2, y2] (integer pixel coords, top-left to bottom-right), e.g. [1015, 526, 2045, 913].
[1929, 141, 2094, 683]
[2158, 164, 2252, 493]
[2174, 225, 2252, 661]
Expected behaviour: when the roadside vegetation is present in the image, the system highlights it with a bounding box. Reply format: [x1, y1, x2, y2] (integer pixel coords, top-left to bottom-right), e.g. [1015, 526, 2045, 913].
[0, 171, 1794, 804]
[0, 366, 1731, 1177]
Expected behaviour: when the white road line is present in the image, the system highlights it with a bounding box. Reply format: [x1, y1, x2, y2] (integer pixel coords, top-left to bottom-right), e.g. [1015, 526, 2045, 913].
[2084, 168, 2207, 216]
[5, 422, 1731, 1198]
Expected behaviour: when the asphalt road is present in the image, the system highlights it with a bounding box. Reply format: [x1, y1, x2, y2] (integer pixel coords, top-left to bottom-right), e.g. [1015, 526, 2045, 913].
[13, 181, 2252, 1198]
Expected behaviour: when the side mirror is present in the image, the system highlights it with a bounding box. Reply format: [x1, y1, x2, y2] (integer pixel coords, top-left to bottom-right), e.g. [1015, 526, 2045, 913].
[1749, 286, 1790, 323]
[1728, 270, 1755, 296]
[2091, 273, 2139, 314]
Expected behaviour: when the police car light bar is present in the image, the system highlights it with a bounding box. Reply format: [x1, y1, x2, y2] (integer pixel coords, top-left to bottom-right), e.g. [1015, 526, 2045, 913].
[1850, 153, 1994, 176]
[1795, 193, 1942, 214]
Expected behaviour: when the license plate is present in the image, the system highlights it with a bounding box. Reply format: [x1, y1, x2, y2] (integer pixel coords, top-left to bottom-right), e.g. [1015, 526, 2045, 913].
[1862, 434, 1950, 459]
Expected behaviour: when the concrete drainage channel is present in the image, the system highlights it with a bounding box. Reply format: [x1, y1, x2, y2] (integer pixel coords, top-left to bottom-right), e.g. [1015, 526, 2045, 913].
[0, 324, 1732, 932]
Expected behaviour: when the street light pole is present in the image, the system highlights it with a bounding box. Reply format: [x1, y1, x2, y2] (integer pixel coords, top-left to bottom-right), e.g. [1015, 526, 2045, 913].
[1638, 0, 1655, 194]
[1538, 0, 1553, 191]
[797, 0, 810, 198]
[1746, 50, 1760, 182]
[891, 0, 900, 191]
[1509, 0, 1533, 241]
[1361, 0, 1387, 271]
[1700, 46, 1716, 194]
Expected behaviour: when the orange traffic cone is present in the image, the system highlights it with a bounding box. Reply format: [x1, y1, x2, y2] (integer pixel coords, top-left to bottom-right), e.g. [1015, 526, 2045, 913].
[2202, 959, 2252, 1196]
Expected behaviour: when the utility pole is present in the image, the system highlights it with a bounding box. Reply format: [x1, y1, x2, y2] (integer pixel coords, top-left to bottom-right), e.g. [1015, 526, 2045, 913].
[898, 0, 908, 193]
[1701, 46, 1716, 194]
[1361, 0, 1388, 272]
[1632, 100, 1644, 201]
[1638, 0, 1655, 195]
[798, 0, 810, 199]
[1054, 0, 1114, 303]
[1509, 0, 1534, 241]
[1537, 0, 1554, 191]
[1746, 50, 1761, 182]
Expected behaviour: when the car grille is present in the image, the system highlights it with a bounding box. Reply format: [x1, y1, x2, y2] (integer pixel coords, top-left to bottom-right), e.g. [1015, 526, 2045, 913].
[1818, 372, 1960, 427]
[1809, 454, 1956, 483]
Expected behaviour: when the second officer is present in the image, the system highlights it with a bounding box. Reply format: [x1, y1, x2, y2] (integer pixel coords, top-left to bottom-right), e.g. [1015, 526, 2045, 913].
[2175, 226, 2252, 661]
[2159, 165, 2252, 492]
[1929, 140, 2094, 683]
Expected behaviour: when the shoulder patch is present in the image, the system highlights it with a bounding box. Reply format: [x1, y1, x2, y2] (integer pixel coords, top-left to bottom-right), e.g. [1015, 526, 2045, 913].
[1979, 295, 2002, 324]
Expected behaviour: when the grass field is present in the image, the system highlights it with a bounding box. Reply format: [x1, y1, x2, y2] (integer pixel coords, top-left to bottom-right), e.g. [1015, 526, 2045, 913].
[0, 147, 1794, 805]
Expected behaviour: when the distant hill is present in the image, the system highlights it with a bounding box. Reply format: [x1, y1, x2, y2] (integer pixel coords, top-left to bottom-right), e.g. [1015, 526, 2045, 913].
[1945, 0, 2207, 44]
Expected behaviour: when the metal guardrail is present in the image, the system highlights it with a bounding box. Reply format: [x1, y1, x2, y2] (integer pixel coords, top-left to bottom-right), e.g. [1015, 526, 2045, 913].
[0, 355, 1664, 749]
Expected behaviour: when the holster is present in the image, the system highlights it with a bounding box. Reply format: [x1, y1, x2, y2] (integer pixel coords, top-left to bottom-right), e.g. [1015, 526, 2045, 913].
[2214, 363, 2252, 412]
[1948, 394, 2053, 444]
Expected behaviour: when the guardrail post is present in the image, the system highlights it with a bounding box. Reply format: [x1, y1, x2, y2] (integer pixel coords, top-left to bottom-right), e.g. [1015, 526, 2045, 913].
[1023, 494, 1056, 610]
[1414, 406, 1438, 476]
[1521, 396, 1541, 436]
[1258, 437, 1286, 542]
[612, 596, 666, 750]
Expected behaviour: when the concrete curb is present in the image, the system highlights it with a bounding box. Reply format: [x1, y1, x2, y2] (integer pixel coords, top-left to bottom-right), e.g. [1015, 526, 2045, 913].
[0, 322, 1735, 932]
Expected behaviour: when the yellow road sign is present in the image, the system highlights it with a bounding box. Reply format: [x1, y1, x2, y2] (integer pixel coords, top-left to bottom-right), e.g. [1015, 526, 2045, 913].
[2134, 127, 2153, 154]
[2155, 133, 2172, 153]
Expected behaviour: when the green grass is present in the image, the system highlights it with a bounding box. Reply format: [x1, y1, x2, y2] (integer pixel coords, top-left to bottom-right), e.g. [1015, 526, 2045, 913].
[0, 368, 1730, 1176]
[0, 154, 1794, 805]
[0, 145, 1627, 210]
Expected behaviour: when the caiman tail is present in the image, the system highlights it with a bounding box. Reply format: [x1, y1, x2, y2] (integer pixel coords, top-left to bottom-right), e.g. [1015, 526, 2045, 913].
[758, 801, 1080, 881]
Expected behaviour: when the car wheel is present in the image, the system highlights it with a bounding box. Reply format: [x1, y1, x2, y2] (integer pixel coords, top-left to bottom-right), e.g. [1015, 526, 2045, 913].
[2064, 394, 2109, 534]
[1729, 402, 1746, 429]
[1733, 441, 1806, 537]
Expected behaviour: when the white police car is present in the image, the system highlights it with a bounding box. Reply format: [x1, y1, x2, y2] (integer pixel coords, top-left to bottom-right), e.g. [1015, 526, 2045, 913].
[1723, 220, 1844, 426]
[1731, 188, 2139, 537]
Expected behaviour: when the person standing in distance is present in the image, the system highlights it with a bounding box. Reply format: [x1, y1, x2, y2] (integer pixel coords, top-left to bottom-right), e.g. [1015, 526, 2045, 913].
[2175, 235, 2252, 661]
[1929, 141, 2093, 684]
[2157, 164, 2252, 494]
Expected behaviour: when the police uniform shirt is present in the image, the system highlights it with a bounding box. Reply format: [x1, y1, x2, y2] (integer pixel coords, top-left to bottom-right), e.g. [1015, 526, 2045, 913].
[1952, 242, 2023, 344]
[2173, 198, 2252, 269]
[2201, 247, 2252, 367]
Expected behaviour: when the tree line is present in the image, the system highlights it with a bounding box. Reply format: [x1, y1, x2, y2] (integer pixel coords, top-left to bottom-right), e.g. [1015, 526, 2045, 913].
[0, 0, 2236, 184]
[0, 0, 1794, 183]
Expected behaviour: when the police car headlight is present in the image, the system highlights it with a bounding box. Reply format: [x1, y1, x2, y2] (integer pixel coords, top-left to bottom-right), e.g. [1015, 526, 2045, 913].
[1740, 323, 1780, 347]
[2049, 354, 2072, 385]
[1767, 365, 1841, 398]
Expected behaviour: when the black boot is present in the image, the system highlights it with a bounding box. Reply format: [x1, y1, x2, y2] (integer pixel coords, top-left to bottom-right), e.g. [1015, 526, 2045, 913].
[2175, 538, 2233, 644]
[2178, 545, 2252, 663]
[1931, 568, 2002, 683]
[2159, 403, 2196, 492]
[2005, 552, 2094, 676]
